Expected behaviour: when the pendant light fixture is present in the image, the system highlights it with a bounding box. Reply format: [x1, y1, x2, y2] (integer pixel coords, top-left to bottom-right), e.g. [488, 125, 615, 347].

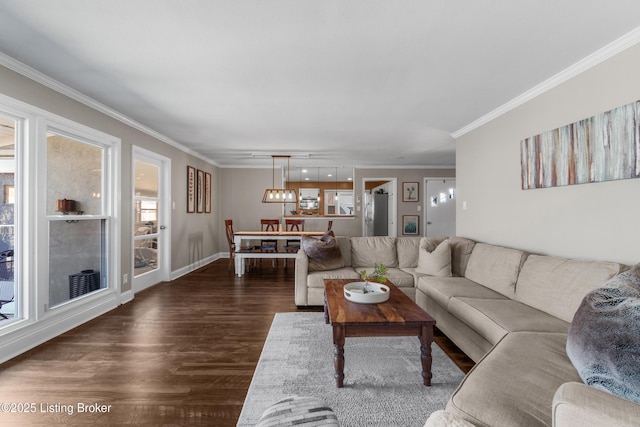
[262, 155, 297, 203]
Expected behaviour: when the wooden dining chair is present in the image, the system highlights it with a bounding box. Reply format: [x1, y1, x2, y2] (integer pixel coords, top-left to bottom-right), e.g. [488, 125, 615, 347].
[225, 219, 254, 272]
[283, 219, 305, 267]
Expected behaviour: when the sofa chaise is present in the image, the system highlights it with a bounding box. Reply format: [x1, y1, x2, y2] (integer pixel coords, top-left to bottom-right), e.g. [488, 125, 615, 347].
[294, 235, 640, 426]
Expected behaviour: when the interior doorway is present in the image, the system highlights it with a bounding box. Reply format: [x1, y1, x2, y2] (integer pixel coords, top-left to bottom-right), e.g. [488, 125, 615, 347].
[132, 147, 171, 293]
[423, 178, 456, 237]
[362, 178, 397, 237]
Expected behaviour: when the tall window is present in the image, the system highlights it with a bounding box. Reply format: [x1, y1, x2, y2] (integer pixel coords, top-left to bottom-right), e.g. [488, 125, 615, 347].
[0, 115, 15, 321]
[46, 132, 107, 308]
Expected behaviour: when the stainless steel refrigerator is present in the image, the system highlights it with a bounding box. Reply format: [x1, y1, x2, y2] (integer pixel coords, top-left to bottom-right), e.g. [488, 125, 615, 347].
[372, 192, 388, 236]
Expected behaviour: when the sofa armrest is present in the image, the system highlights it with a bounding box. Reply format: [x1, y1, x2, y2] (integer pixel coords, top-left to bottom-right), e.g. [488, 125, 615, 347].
[294, 249, 309, 306]
[553, 382, 640, 427]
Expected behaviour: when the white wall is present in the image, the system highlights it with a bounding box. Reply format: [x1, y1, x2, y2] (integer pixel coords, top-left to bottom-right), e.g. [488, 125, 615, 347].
[456, 43, 640, 265]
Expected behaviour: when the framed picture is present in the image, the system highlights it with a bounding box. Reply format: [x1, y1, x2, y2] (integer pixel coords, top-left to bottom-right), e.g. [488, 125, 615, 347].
[196, 169, 204, 213]
[403, 182, 419, 202]
[204, 172, 212, 213]
[403, 215, 419, 235]
[187, 166, 196, 213]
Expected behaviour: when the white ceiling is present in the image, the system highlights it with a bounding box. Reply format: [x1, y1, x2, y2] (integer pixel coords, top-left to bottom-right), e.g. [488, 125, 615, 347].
[1, 1, 640, 172]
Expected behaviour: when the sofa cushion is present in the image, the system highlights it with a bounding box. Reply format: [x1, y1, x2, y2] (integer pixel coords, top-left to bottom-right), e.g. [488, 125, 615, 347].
[418, 276, 507, 311]
[350, 236, 398, 268]
[301, 231, 345, 272]
[448, 237, 476, 277]
[416, 239, 452, 277]
[356, 267, 414, 288]
[336, 236, 352, 267]
[307, 268, 360, 288]
[566, 263, 640, 404]
[464, 243, 527, 298]
[553, 382, 640, 427]
[396, 236, 428, 268]
[515, 255, 623, 323]
[448, 298, 570, 345]
[447, 332, 581, 427]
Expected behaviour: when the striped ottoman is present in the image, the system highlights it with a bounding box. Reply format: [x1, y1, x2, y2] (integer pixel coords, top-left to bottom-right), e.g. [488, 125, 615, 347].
[256, 396, 338, 426]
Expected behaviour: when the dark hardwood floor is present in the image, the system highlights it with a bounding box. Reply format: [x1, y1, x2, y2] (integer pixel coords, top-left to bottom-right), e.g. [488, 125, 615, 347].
[0, 259, 473, 426]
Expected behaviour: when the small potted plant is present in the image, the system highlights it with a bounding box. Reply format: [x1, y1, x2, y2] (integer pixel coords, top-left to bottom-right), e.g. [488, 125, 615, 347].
[359, 263, 388, 293]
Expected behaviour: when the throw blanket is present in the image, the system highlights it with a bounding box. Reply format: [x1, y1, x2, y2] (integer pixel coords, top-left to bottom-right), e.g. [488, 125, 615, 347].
[566, 263, 640, 403]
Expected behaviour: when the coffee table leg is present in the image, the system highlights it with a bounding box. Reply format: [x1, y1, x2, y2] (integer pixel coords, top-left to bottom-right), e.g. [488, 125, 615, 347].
[324, 294, 329, 324]
[332, 325, 345, 388]
[420, 324, 433, 386]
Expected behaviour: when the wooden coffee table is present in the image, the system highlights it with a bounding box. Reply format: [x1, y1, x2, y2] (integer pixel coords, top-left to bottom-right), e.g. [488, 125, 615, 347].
[323, 278, 436, 388]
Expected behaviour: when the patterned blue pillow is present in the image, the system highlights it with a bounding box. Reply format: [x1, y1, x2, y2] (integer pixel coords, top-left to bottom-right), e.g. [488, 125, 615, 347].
[566, 264, 640, 403]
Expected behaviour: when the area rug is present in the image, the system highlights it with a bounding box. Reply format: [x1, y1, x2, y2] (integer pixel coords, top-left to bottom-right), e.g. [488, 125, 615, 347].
[237, 312, 465, 427]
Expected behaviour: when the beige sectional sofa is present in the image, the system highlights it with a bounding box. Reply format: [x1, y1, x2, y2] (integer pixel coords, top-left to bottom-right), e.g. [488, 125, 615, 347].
[294, 235, 471, 306]
[294, 235, 640, 427]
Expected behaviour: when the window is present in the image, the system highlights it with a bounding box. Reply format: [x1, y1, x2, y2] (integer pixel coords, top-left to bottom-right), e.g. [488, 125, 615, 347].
[0, 115, 16, 322]
[0, 93, 121, 363]
[46, 131, 109, 307]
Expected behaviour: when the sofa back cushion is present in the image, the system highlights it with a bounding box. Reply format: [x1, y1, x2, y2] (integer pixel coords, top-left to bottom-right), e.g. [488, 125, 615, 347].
[515, 255, 624, 322]
[336, 236, 352, 267]
[464, 243, 527, 298]
[397, 237, 445, 268]
[350, 236, 398, 268]
[449, 237, 476, 277]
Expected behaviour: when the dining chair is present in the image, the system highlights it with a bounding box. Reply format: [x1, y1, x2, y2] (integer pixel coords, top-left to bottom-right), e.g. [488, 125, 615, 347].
[283, 219, 305, 267]
[225, 219, 254, 272]
[257, 219, 280, 268]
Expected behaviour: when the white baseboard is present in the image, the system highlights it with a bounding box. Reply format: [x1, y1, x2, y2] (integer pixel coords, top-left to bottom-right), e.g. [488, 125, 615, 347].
[170, 253, 223, 280]
[119, 289, 134, 305]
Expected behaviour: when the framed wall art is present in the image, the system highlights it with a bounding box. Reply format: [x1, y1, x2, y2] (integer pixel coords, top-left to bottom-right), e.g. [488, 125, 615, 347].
[187, 166, 196, 213]
[402, 215, 419, 235]
[403, 182, 419, 202]
[196, 169, 204, 213]
[204, 172, 211, 213]
[521, 99, 640, 189]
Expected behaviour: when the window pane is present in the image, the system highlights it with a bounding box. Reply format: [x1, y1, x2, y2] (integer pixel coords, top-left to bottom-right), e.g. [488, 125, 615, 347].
[49, 220, 105, 307]
[0, 115, 15, 322]
[47, 133, 103, 216]
[134, 160, 158, 198]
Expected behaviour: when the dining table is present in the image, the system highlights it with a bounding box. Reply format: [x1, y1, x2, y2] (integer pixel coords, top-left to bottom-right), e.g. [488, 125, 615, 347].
[233, 230, 325, 277]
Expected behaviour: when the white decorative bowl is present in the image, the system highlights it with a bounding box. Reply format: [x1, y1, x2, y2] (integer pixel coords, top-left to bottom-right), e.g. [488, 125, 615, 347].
[343, 281, 390, 304]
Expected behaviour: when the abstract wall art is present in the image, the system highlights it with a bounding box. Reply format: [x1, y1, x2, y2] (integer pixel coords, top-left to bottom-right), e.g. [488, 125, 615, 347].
[521, 100, 640, 189]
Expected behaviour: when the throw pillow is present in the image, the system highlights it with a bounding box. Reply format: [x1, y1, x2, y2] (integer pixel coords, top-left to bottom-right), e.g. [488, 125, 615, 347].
[416, 239, 452, 277]
[566, 263, 640, 404]
[301, 231, 345, 272]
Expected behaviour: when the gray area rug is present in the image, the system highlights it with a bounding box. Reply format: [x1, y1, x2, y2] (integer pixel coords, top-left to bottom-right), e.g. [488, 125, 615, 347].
[238, 312, 465, 426]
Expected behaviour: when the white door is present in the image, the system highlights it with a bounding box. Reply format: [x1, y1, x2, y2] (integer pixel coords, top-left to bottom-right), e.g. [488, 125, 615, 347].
[133, 148, 171, 293]
[424, 179, 456, 237]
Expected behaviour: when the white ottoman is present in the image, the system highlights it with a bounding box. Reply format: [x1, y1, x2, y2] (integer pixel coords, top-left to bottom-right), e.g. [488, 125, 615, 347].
[256, 396, 338, 426]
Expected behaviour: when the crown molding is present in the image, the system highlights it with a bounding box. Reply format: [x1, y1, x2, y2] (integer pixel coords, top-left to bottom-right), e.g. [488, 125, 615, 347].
[0, 51, 219, 167]
[452, 26, 640, 139]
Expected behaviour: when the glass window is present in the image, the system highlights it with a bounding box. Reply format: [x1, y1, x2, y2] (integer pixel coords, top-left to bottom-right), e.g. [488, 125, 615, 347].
[0, 115, 15, 322]
[47, 133, 102, 216]
[134, 159, 160, 278]
[48, 220, 105, 307]
[47, 132, 106, 307]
